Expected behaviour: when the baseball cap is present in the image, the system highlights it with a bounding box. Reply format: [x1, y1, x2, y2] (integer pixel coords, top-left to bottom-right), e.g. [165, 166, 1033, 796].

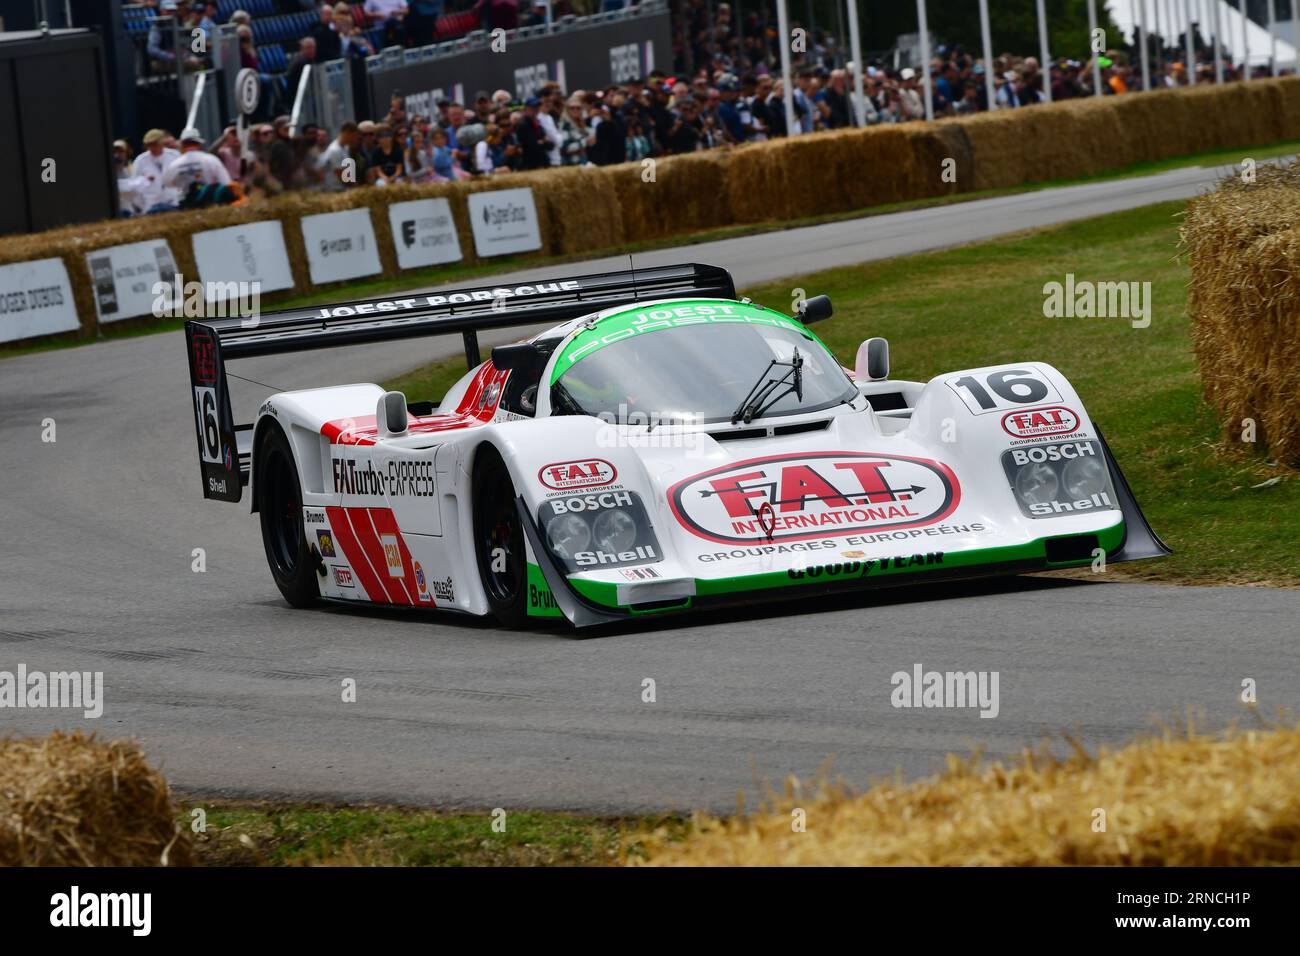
[142, 128, 167, 145]
[273, 114, 291, 128]
[900, 67, 916, 80]
[180, 127, 204, 143]
[358, 120, 378, 133]
[524, 95, 541, 107]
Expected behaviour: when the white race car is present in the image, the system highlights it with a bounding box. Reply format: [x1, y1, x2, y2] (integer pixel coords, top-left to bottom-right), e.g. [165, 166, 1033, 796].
[185, 263, 1168, 628]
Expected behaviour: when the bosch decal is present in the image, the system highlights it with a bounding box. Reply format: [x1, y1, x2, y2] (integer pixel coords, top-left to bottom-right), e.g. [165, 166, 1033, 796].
[669, 452, 961, 545]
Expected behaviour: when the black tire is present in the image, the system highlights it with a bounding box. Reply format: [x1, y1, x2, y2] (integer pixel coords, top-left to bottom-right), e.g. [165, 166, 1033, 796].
[472, 445, 528, 628]
[256, 424, 320, 608]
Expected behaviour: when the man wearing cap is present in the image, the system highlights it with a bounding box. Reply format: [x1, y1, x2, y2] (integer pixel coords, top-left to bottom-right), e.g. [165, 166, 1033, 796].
[133, 129, 182, 213]
[164, 128, 233, 199]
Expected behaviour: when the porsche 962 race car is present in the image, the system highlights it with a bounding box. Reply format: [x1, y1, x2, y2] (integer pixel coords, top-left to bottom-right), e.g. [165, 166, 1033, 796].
[184, 263, 1168, 627]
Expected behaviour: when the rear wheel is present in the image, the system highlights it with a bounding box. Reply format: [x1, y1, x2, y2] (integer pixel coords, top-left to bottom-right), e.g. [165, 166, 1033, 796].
[256, 424, 319, 608]
[472, 446, 528, 628]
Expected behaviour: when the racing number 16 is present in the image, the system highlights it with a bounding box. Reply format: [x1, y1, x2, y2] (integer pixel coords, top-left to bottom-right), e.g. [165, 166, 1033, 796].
[948, 369, 1053, 413]
[196, 386, 222, 463]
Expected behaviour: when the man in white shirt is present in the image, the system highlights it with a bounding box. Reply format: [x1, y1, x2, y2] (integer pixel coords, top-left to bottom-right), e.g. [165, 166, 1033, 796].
[537, 85, 562, 166]
[316, 121, 359, 191]
[162, 128, 232, 200]
[133, 128, 182, 213]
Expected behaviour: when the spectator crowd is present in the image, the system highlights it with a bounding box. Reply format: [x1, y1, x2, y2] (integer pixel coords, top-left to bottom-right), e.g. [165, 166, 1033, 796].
[114, 0, 1266, 215]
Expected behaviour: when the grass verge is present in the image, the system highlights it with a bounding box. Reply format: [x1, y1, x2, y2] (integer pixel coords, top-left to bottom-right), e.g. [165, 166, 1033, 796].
[188, 802, 686, 866]
[388, 199, 1298, 586]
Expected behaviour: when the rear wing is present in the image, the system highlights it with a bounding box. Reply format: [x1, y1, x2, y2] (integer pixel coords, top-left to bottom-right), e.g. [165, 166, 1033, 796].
[184, 262, 736, 503]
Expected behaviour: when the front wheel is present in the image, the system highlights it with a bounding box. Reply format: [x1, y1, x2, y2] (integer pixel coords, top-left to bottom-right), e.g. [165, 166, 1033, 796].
[256, 424, 320, 608]
[472, 446, 528, 628]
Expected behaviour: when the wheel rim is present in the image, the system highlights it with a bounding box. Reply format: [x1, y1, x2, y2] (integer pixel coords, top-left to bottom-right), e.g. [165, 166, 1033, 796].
[480, 469, 523, 604]
[263, 446, 302, 578]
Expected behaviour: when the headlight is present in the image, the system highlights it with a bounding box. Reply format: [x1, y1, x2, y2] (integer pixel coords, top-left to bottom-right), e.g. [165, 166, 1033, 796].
[593, 508, 637, 553]
[1063, 456, 1107, 499]
[1015, 461, 1059, 506]
[546, 513, 591, 560]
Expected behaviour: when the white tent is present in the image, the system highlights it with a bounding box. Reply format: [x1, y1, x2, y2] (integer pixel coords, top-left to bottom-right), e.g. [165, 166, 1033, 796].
[1106, 0, 1298, 69]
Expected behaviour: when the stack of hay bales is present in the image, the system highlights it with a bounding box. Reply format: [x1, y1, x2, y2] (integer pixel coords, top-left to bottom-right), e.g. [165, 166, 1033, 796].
[1182, 161, 1300, 464]
[0, 731, 192, 866]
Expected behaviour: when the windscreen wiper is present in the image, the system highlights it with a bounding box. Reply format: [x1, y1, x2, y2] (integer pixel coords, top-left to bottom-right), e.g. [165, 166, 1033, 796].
[729, 348, 803, 425]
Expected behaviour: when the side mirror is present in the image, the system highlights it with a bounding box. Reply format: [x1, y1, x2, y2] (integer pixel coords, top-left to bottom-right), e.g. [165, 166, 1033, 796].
[377, 390, 408, 436]
[797, 294, 833, 324]
[855, 337, 889, 381]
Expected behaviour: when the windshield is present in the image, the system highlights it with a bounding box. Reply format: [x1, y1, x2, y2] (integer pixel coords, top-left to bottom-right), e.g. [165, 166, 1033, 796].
[550, 303, 857, 425]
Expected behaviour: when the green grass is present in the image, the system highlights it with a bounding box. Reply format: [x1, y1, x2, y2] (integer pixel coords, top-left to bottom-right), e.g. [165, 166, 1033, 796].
[388, 200, 1298, 587]
[189, 802, 684, 866]
[4, 137, 1296, 361]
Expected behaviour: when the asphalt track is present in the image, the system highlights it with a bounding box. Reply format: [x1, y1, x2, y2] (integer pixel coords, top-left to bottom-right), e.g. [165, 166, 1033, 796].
[2, 160, 1298, 813]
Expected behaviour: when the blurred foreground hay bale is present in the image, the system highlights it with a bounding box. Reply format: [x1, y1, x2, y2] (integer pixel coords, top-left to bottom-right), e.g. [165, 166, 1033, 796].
[634, 723, 1300, 866]
[0, 731, 192, 867]
[1182, 161, 1300, 464]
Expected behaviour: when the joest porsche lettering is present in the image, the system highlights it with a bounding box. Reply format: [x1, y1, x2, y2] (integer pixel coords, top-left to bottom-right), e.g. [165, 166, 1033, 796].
[315, 281, 582, 319]
[670, 452, 960, 545]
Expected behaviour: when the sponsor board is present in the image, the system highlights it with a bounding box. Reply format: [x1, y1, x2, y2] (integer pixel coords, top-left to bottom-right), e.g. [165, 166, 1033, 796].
[0, 258, 79, 343]
[387, 198, 462, 270]
[191, 221, 294, 295]
[1001, 405, 1081, 440]
[670, 452, 961, 546]
[301, 208, 383, 285]
[86, 240, 178, 323]
[538, 458, 617, 491]
[467, 188, 541, 257]
[1001, 440, 1117, 518]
